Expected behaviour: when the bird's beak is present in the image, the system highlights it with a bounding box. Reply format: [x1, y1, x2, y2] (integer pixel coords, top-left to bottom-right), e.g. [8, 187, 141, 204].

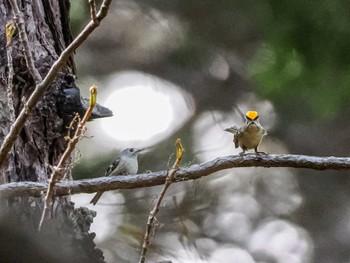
[136, 147, 148, 154]
[248, 120, 256, 126]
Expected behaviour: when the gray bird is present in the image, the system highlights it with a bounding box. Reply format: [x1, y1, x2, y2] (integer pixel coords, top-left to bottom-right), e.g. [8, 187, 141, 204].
[90, 147, 144, 205]
[225, 111, 267, 154]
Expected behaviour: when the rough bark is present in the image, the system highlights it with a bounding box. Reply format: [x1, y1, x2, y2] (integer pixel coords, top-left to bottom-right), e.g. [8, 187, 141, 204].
[1, 153, 349, 198]
[0, 1, 103, 262]
[0, 1, 71, 183]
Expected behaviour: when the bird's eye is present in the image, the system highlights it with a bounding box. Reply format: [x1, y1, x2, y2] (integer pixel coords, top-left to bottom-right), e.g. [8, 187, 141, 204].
[129, 148, 134, 152]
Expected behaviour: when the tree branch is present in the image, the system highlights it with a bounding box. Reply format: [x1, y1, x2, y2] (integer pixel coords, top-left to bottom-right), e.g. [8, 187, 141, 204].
[9, 0, 42, 84]
[0, 0, 112, 167]
[139, 139, 184, 263]
[0, 154, 349, 198]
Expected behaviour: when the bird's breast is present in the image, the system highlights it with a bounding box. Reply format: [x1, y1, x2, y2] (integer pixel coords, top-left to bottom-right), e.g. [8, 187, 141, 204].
[238, 123, 264, 149]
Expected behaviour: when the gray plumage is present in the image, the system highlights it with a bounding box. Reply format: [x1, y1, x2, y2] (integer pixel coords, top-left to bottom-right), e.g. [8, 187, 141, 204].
[90, 148, 143, 205]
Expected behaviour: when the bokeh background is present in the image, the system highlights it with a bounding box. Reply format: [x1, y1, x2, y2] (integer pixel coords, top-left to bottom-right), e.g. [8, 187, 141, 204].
[71, 1, 350, 262]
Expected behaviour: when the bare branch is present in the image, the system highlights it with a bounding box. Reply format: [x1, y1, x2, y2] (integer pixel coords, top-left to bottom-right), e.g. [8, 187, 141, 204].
[4, 61, 16, 181]
[5, 20, 17, 183]
[89, 0, 98, 23]
[139, 139, 184, 263]
[6, 41, 15, 123]
[9, 0, 42, 84]
[0, 0, 112, 168]
[0, 154, 350, 198]
[5, 20, 16, 124]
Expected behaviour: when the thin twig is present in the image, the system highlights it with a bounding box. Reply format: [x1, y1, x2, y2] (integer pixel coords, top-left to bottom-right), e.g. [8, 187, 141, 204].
[5, 20, 16, 123]
[0, 0, 112, 168]
[232, 104, 245, 122]
[139, 139, 184, 263]
[9, 0, 42, 84]
[38, 86, 97, 230]
[89, 0, 98, 23]
[0, 154, 350, 198]
[4, 20, 17, 183]
[6, 46, 15, 123]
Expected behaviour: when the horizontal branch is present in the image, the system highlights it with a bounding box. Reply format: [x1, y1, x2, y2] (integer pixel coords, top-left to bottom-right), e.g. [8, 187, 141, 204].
[1, 154, 350, 198]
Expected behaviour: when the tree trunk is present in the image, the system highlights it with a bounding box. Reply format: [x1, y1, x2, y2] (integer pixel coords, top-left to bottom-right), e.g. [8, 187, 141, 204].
[0, 1, 103, 262]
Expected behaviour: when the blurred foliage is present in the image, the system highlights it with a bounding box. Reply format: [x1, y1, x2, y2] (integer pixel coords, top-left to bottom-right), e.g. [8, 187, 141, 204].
[70, 0, 350, 262]
[70, 2, 89, 32]
[169, 36, 209, 67]
[139, 0, 350, 121]
[70, 0, 350, 121]
[249, 0, 350, 120]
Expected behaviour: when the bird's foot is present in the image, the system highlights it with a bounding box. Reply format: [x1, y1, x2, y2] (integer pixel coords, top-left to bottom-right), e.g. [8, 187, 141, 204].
[255, 151, 268, 155]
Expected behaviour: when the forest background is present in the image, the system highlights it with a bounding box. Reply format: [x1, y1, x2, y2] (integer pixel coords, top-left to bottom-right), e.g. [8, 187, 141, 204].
[2, 1, 350, 262]
[71, 1, 350, 262]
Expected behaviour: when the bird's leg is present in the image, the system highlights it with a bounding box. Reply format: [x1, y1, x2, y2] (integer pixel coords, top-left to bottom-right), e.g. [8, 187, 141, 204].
[239, 148, 246, 156]
[254, 147, 267, 155]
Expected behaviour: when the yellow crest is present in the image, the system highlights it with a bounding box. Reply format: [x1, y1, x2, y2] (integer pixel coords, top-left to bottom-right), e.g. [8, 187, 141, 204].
[6, 20, 17, 47]
[246, 111, 259, 120]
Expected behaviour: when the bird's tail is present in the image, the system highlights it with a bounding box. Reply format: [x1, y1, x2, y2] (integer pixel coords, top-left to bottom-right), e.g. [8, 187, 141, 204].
[90, 191, 104, 205]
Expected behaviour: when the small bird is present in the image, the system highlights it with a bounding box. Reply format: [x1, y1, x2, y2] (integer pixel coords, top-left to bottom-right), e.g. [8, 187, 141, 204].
[90, 147, 144, 205]
[225, 111, 267, 154]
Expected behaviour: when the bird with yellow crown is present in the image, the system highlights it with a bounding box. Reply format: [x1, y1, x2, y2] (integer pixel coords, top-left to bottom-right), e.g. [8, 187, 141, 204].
[224, 111, 267, 154]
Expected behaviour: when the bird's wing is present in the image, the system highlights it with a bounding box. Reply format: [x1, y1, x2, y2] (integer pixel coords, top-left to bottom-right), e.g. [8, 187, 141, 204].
[105, 158, 121, 176]
[234, 126, 246, 148]
[224, 125, 239, 134]
[234, 133, 240, 148]
[262, 127, 268, 136]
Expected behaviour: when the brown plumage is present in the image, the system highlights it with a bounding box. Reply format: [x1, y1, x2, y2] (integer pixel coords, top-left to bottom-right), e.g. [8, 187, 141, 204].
[225, 111, 267, 154]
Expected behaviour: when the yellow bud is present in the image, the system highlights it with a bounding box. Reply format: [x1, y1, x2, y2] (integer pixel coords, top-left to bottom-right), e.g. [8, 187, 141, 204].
[6, 20, 17, 47]
[175, 138, 184, 162]
[89, 85, 97, 107]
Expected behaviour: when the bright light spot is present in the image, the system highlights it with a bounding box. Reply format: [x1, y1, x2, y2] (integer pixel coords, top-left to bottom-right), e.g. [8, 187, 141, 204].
[89, 71, 195, 149]
[209, 55, 230, 81]
[102, 86, 173, 141]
